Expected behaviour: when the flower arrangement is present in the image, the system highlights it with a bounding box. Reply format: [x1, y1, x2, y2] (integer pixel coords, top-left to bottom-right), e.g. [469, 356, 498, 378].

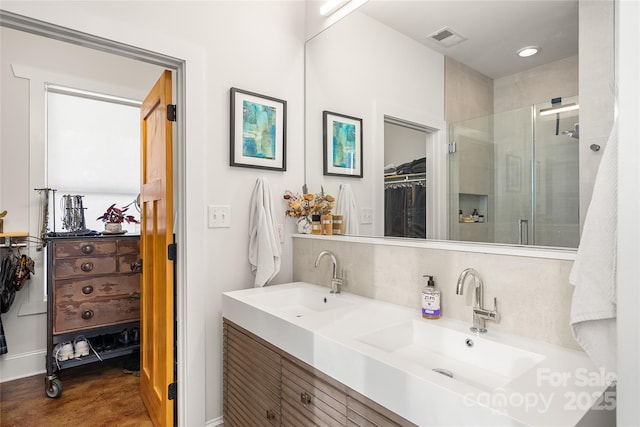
[283, 189, 335, 218]
[96, 203, 140, 224]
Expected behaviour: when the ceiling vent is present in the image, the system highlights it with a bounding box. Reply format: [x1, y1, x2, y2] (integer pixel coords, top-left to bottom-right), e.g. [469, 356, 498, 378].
[426, 27, 467, 48]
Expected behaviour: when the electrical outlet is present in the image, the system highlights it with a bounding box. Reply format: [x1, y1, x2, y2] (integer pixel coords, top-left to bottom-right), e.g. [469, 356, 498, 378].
[360, 208, 373, 224]
[208, 205, 231, 228]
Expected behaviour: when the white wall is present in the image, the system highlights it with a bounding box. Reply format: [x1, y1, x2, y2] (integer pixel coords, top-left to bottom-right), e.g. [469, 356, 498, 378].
[616, 0, 640, 424]
[0, 2, 306, 425]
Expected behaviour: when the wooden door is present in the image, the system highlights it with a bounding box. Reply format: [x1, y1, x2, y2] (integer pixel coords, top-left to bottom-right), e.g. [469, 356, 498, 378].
[140, 69, 175, 426]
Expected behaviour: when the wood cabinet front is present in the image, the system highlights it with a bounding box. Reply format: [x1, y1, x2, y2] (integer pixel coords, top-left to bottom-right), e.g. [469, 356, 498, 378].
[223, 319, 417, 427]
[224, 320, 281, 426]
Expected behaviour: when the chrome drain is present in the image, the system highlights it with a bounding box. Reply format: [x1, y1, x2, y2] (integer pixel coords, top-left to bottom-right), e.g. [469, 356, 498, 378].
[432, 368, 453, 378]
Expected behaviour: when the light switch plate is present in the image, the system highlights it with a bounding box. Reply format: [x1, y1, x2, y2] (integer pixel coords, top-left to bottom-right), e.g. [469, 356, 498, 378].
[208, 205, 231, 228]
[360, 208, 373, 224]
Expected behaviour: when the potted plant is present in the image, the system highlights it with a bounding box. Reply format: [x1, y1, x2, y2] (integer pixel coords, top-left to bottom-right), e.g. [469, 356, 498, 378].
[97, 203, 139, 233]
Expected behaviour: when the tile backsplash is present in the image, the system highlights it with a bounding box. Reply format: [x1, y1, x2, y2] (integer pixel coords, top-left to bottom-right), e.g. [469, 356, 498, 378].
[292, 236, 581, 351]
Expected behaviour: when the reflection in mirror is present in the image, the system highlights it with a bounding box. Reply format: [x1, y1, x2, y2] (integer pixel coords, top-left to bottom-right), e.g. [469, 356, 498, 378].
[384, 118, 429, 239]
[305, 1, 614, 250]
[449, 96, 580, 248]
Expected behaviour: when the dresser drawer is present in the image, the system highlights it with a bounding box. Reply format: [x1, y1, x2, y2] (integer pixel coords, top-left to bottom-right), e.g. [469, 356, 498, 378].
[118, 254, 140, 273]
[53, 297, 140, 333]
[53, 240, 117, 258]
[118, 238, 140, 255]
[54, 275, 140, 304]
[53, 256, 117, 279]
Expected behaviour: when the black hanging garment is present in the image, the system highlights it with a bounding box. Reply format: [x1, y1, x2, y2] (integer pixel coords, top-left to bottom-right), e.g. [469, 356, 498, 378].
[0, 251, 35, 355]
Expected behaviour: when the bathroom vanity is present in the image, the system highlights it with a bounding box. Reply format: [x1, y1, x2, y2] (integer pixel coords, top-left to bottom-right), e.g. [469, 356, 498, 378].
[224, 319, 416, 426]
[222, 282, 613, 426]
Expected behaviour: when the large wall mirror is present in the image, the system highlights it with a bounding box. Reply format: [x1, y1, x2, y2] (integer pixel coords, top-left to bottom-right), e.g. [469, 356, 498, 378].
[304, 0, 614, 250]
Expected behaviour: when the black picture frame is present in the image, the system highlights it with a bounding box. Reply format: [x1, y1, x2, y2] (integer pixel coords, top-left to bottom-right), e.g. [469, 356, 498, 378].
[322, 110, 363, 177]
[230, 87, 287, 171]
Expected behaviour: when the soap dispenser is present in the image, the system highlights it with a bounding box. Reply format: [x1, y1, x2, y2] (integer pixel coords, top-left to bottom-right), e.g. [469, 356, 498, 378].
[421, 275, 441, 319]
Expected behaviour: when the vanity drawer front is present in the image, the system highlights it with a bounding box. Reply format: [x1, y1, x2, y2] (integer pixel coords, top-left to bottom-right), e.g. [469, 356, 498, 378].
[281, 358, 347, 427]
[53, 256, 117, 279]
[54, 275, 140, 303]
[347, 389, 417, 427]
[53, 240, 117, 258]
[53, 296, 140, 333]
[224, 321, 281, 426]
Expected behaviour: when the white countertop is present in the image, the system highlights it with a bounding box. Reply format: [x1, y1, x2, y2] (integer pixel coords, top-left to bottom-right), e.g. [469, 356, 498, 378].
[222, 282, 613, 426]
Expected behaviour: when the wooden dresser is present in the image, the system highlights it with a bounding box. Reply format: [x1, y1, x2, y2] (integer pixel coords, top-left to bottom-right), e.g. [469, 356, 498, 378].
[45, 235, 141, 398]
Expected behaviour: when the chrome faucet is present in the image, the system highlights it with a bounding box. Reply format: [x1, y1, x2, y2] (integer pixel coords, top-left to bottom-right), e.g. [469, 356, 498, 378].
[455, 268, 499, 333]
[314, 250, 343, 293]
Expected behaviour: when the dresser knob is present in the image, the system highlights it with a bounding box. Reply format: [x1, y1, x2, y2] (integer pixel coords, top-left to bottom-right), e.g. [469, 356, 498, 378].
[81, 285, 94, 295]
[80, 244, 94, 255]
[81, 309, 94, 320]
[81, 262, 94, 272]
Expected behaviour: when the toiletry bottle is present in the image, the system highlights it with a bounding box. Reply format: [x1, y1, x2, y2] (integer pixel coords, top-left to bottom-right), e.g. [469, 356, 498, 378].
[311, 215, 321, 234]
[472, 209, 479, 222]
[459, 210, 463, 223]
[421, 275, 441, 319]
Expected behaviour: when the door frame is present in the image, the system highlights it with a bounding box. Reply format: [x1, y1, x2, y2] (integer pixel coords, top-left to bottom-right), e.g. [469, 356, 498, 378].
[0, 10, 194, 425]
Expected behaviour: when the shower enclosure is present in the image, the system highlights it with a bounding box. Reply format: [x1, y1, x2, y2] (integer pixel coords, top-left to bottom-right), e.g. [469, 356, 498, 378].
[449, 98, 580, 248]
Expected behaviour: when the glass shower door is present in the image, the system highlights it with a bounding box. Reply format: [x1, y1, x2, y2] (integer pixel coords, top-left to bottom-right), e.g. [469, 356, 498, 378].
[449, 99, 580, 248]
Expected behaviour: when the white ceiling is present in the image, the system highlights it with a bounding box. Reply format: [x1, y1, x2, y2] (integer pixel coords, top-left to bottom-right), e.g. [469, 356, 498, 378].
[357, 0, 579, 79]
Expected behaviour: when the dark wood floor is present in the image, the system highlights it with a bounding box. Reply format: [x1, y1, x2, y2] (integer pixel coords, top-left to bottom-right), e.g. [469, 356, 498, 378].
[0, 355, 152, 426]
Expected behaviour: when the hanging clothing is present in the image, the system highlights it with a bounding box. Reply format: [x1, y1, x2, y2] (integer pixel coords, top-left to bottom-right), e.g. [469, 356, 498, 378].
[384, 182, 426, 238]
[0, 249, 35, 355]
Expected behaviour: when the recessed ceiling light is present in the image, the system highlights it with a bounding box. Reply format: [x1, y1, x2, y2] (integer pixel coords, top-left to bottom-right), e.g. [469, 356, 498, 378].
[517, 46, 540, 57]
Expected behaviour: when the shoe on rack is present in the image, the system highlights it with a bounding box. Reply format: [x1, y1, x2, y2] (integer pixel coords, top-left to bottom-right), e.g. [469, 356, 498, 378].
[118, 329, 130, 347]
[103, 333, 116, 351]
[74, 336, 90, 358]
[91, 335, 104, 352]
[130, 327, 140, 345]
[53, 341, 74, 362]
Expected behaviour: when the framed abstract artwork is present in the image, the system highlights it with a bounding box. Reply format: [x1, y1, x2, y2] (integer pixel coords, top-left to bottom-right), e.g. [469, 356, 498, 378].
[230, 87, 287, 171]
[322, 111, 363, 177]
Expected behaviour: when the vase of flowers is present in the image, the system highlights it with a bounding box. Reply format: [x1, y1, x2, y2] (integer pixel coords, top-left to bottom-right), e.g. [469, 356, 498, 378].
[97, 203, 139, 233]
[283, 189, 335, 234]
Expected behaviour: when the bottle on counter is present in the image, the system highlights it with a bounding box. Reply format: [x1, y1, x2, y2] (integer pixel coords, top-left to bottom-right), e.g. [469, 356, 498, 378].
[421, 275, 441, 320]
[472, 209, 479, 222]
[311, 215, 321, 234]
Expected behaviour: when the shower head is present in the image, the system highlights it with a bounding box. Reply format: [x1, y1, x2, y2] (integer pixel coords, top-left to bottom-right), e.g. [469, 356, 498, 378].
[562, 123, 580, 139]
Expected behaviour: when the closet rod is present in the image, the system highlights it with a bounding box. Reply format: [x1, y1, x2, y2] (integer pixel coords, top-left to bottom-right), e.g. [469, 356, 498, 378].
[384, 176, 427, 185]
[0, 232, 31, 248]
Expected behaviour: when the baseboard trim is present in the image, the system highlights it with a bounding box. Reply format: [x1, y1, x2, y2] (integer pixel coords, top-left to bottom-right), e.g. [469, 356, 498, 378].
[205, 415, 224, 426]
[0, 349, 47, 383]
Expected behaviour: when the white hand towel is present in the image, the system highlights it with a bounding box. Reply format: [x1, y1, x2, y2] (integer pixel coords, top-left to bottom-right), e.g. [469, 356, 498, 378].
[569, 121, 617, 375]
[335, 184, 359, 235]
[248, 178, 281, 287]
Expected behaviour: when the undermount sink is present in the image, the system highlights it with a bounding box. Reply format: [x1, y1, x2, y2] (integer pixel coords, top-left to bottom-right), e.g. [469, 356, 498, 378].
[355, 319, 546, 391]
[244, 285, 354, 318]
